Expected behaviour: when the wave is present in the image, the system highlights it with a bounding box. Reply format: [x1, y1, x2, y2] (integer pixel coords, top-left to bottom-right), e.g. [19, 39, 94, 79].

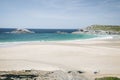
[88, 35, 120, 40]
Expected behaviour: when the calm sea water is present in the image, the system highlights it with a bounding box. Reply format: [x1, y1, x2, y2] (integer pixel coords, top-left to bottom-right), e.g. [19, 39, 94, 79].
[0, 28, 97, 42]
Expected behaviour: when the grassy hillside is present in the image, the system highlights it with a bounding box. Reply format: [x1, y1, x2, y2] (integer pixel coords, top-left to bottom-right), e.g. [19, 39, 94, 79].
[86, 25, 120, 32]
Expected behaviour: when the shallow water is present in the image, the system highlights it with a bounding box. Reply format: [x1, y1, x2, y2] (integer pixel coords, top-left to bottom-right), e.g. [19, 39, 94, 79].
[0, 33, 97, 42]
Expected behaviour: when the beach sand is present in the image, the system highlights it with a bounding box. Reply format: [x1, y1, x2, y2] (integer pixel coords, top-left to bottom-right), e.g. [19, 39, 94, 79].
[0, 40, 120, 78]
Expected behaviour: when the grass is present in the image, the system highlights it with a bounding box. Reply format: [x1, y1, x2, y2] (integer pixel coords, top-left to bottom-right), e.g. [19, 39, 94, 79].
[87, 25, 120, 32]
[95, 77, 120, 80]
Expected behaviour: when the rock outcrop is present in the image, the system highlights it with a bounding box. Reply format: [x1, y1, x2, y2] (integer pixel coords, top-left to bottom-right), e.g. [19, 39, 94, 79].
[56, 31, 68, 34]
[0, 70, 88, 80]
[10, 28, 35, 34]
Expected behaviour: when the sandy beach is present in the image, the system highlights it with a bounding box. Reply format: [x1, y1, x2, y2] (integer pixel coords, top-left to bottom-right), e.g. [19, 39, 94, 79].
[0, 40, 120, 78]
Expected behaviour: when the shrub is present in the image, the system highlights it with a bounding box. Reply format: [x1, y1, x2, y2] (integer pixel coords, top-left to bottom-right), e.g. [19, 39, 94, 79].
[95, 77, 120, 80]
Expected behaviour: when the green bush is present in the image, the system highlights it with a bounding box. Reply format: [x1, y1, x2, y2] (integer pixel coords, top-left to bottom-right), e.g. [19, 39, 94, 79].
[95, 77, 120, 80]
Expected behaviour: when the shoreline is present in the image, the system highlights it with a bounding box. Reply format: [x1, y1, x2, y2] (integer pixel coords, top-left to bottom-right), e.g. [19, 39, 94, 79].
[0, 35, 119, 46]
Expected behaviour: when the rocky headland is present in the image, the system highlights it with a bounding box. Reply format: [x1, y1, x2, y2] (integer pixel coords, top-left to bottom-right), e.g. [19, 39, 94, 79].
[72, 25, 120, 35]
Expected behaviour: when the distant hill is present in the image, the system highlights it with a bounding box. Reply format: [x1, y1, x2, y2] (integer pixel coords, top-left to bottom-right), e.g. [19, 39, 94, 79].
[86, 25, 120, 32]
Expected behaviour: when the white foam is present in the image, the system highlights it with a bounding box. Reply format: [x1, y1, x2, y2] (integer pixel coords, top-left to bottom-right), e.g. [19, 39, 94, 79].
[88, 35, 113, 40]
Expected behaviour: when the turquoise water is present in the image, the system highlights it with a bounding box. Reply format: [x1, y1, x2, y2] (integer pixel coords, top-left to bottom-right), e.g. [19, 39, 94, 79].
[0, 33, 97, 42]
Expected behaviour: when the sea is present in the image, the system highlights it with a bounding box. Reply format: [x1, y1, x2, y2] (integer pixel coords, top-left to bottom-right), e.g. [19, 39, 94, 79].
[0, 28, 103, 43]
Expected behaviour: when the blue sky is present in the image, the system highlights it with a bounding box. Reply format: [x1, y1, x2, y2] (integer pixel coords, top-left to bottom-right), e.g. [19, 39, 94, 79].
[0, 0, 120, 29]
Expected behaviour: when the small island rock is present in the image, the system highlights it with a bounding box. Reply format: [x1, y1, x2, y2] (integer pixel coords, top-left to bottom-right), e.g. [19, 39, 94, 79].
[10, 28, 35, 34]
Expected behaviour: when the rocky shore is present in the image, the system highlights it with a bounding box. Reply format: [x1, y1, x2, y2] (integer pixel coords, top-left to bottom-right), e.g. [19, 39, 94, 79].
[0, 70, 88, 80]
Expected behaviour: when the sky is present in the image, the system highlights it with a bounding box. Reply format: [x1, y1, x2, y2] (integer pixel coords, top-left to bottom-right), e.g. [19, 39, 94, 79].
[0, 0, 120, 29]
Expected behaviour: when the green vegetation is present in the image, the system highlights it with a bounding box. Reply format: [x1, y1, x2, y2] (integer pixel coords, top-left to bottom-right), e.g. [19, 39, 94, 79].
[87, 25, 120, 32]
[95, 77, 120, 80]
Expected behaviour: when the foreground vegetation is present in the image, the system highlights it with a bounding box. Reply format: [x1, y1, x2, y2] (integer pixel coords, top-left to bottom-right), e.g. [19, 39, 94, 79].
[95, 77, 120, 80]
